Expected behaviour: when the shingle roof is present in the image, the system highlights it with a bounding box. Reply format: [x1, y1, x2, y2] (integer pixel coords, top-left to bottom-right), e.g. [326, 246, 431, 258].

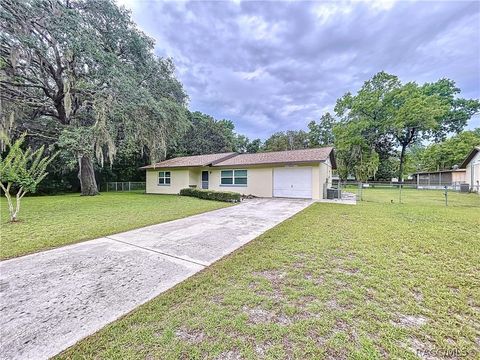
[460, 146, 480, 169]
[141, 152, 236, 169]
[411, 169, 466, 175]
[141, 147, 336, 169]
[214, 147, 335, 167]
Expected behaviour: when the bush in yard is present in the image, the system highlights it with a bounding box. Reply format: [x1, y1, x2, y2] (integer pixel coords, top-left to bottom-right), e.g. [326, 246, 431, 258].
[0, 135, 57, 222]
[180, 188, 241, 202]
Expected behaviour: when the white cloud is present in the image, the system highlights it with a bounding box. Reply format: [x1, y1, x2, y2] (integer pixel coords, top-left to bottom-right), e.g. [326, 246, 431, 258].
[123, 0, 480, 138]
[238, 14, 283, 42]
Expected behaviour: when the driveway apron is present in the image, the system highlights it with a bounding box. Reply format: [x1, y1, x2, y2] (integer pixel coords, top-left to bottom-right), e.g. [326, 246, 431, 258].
[0, 198, 311, 359]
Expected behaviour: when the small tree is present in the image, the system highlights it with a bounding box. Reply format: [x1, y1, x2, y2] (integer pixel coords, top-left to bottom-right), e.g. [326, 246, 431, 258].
[0, 136, 56, 222]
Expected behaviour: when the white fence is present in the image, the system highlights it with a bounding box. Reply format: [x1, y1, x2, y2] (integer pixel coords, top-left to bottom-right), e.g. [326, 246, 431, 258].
[105, 182, 146, 192]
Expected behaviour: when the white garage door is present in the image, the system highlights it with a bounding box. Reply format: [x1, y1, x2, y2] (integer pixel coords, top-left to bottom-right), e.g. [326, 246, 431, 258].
[273, 167, 312, 199]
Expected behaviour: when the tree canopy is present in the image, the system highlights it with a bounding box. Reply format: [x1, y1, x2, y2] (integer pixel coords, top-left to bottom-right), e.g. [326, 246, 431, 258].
[334, 71, 479, 181]
[1, 0, 189, 194]
[307, 112, 335, 147]
[170, 111, 260, 156]
[263, 130, 309, 152]
[412, 129, 480, 172]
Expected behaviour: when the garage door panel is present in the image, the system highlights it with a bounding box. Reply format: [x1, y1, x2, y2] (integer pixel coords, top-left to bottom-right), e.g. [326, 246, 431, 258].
[273, 167, 312, 199]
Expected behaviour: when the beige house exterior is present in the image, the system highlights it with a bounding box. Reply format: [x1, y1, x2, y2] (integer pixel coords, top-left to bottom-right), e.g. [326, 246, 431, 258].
[461, 146, 480, 193]
[143, 148, 336, 200]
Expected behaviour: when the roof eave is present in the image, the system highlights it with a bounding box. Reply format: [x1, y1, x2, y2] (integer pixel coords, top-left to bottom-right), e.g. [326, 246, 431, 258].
[213, 159, 328, 167]
[460, 146, 480, 169]
[141, 164, 208, 170]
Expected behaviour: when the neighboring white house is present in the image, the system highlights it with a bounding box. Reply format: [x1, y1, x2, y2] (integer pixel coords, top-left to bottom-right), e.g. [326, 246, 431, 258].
[141, 147, 336, 200]
[460, 146, 480, 193]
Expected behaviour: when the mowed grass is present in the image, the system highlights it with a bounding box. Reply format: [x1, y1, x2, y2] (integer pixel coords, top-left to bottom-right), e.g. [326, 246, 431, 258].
[0, 192, 231, 260]
[58, 189, 480, 360]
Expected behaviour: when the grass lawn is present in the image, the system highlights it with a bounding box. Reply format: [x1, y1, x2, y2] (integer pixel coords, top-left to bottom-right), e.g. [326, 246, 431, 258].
[56, 189, 480, 360]
[0, 192, 231, 260]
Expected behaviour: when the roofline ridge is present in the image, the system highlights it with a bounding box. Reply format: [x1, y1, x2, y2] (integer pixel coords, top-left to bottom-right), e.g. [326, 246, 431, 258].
[210, 152, 239, 165]
[239, 146, 333, 156]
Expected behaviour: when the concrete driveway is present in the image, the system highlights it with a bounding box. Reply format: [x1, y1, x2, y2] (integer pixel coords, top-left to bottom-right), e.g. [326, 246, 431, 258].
[0, 198, 311, 360]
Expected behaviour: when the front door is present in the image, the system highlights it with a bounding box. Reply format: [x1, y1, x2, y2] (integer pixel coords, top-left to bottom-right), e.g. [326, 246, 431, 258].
[202, 171, 209, 189]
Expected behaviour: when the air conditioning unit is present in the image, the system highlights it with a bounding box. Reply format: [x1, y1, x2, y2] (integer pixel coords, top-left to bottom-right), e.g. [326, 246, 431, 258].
[327, 188, 342, 199]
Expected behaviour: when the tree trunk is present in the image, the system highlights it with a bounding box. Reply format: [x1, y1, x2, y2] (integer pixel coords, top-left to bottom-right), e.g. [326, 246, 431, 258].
[78, 155, 99, 196]
[0, 183, 25, 222]
[398, 144, 407, 183]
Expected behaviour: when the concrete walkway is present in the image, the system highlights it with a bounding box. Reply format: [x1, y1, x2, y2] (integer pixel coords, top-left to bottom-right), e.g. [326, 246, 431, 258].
[0, 198, 312, 360]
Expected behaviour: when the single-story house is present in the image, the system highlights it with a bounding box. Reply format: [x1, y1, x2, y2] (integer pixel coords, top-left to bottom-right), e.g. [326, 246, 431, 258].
[460, 146, 480, 193]
[141, 147, 336, 200]
[411, 169, 466, 190]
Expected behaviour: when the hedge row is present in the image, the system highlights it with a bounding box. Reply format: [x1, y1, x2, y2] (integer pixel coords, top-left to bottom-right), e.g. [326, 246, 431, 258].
[179, 188, 241, 202]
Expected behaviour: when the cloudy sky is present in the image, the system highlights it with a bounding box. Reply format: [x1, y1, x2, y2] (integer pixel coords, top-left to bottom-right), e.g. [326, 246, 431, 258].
[118, 0, 480, 139]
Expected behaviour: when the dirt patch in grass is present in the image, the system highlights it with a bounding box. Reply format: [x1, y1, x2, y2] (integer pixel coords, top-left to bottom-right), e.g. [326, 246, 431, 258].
[333, 319, 358, 343]
[412, 288, 424, 302]
[449, 286, 460, 295]
[253, 270, 287, 283]
[210, 295, 224, 305]
[467, 298, 479, 313]
[325, 299, 346, 311]
[251, 269, 289, 302]
[214, 349, 243, 360]
[243, 307, 274, 324]
[308, 329, 327, 346]
[304, 272, 313, 280]
[294, 311, 322, 321]
[254, 342, 273, 357]
[282, 336, 294, 358]
[175, 327, 206, 344]
[294, 252, 317, 261]
[325, 346, 348, 360]
[266, 288, 284, 302]
[297, 295, 317, 307]
[392, 314, 429, 328]
[249, 283, 284, 302]
[336, 267, 360, 276]
[292, 261, 306, 269]
[242, 306, 293, 325]
[333, 279, 350, 290]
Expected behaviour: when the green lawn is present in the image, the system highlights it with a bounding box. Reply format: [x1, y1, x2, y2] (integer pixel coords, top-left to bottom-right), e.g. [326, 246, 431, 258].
[0, 192, 231, 260]
[57, 189, 480, 360]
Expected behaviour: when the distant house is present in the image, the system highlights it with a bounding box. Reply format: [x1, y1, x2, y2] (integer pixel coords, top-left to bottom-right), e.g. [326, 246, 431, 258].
[141, 147, 336, 200]
[411, 169, 466, 190]
[460, 146, 480, 193]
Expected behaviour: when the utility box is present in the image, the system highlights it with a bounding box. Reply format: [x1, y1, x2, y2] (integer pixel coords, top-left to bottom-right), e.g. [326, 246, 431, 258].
[327, 188, 342, 199]
[460, 183, 469, 193]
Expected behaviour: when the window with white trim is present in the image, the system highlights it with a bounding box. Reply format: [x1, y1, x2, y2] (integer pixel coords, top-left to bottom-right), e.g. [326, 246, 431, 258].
[221, 169, 247, 186]
[158, 171, 171, 185]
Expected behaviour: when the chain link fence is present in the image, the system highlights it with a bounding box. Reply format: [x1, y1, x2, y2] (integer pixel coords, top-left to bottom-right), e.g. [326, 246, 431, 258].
[103, 182, 146, 192]
[332, 180, 479, 207]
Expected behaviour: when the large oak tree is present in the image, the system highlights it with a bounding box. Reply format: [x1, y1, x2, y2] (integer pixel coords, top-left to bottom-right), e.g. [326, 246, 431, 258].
[1, 0, 188, 195]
